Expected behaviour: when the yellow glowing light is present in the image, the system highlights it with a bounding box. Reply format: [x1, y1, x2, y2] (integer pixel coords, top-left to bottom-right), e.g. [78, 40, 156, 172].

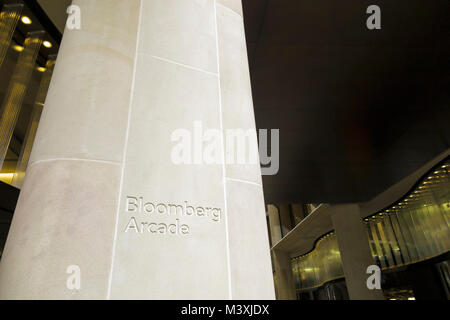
[12, 45, 24, 52]
[408, 297, 416, 300]
[43, 41, 52, 48]
[36, 66, 46, 72]
[0, 173, 14, 184]
[21, 16, 32, 24]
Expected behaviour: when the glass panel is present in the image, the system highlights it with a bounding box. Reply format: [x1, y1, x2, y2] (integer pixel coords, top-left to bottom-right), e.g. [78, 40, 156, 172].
[291, 233, 344, 292]
[363, 159, 450, 270]
[291, 159, 450, 295]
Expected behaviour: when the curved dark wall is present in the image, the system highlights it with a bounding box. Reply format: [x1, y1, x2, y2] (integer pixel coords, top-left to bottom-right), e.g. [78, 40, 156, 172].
[243, 0, 450, 203]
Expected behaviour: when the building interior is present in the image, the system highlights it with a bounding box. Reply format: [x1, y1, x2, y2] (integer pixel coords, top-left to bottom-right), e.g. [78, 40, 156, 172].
[0, 0, 449, 300]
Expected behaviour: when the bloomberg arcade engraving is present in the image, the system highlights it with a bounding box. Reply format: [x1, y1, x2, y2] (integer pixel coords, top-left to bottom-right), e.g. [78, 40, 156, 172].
[124, 196, 222, 236]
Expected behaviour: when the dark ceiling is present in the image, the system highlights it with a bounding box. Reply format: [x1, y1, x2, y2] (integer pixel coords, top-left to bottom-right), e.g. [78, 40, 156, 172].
[243, 0, 450, 204]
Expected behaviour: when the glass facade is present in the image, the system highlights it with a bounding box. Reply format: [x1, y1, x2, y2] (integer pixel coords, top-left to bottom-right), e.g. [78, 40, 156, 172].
[291, 158, 450, 297]
[366, 160, 450, 269]
[0, 2, 58, 188]
[291, 233, 344, 292]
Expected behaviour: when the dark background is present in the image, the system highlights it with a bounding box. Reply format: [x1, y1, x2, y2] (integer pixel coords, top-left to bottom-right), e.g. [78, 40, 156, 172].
[243, 0, 450, 204]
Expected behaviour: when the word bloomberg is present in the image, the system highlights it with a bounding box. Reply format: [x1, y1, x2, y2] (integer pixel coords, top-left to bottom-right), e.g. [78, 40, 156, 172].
[124, 196, 222, 236]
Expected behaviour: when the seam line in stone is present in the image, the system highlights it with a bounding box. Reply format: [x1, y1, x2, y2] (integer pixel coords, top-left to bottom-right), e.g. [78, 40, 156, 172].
[144, 53, 219, 77]
[226, 177, 263, 187]
[28, 158, 121, 168]
[106, 0, 143, 300]
[214, 0, 233, 300]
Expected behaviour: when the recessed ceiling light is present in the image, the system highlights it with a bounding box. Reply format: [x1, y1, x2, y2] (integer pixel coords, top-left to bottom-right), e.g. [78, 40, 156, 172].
[21, 16, 32, 24]
[43, 41, 52, 48]
[12, 45, 24, 52]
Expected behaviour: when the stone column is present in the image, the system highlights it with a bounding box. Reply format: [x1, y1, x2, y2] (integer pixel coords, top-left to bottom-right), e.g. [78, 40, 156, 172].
[0, 0, 274, 300]
[272, 249, 296, 300]
[216, 0, 274, 299]
[290, 203, 305, 226]
[267, 204, 282, 245]
[330, 204, 385, 300]
[278, 204, 293, 236]
[0, 0, 140, 299]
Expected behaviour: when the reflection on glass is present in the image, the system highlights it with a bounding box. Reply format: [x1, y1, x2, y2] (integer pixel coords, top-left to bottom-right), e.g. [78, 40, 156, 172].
[0, 3, 23, 67]
[291, 159, 450, 292]
[0, 31, 44, 172]
[291, 233, 344, 291]
[11, 56, 56, 188]
[365, 160, 450, 269]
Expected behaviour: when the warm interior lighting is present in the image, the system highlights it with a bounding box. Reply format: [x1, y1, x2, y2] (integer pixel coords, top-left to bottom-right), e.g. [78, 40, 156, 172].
[21, 16, 32, 24]
[12, 45, 24, 52]
[43, 41, 52, 48]
[0, 173, 14, 184]
[37, 66, 46, 72]
[408, 297, 416, 300]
